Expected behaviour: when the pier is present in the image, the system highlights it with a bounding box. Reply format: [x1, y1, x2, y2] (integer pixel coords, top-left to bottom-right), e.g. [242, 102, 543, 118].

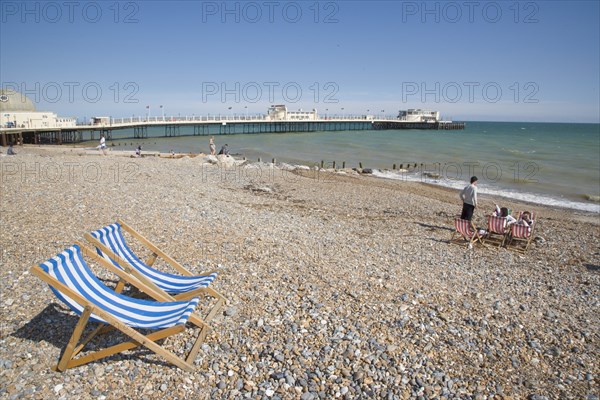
[372, 121, 465, 130]
[0, 115, 465, 146]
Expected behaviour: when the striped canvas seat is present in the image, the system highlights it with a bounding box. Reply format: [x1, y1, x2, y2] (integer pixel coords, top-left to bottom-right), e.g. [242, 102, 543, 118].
[507, 212, 536, 252]
[450, 218, 486, 247]
[455, 218, 475, 239]
[488, 215, 507, 234]
[511, 222, 532, 238]
[90, 223, 217, 294]
[86, 220, 226, 323]
[41, 245, 199, 328]
[483, 215, 509, 247]
[31, 244, 206, 372]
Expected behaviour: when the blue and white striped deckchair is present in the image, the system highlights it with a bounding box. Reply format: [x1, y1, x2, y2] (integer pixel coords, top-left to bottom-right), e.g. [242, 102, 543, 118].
[85, 220, 226, 322]
[31, 244, 204, 372]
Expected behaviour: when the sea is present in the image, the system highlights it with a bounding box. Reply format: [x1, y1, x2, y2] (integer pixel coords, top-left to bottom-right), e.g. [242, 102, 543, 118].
[85, 122, 600, 213]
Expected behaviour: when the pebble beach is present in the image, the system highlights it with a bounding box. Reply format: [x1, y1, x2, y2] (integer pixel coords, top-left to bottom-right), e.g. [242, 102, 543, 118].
[1, 146, 598, 400]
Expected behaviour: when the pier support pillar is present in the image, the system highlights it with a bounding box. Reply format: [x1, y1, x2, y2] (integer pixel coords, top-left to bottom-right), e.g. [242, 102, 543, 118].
[134, 126, 148, 139]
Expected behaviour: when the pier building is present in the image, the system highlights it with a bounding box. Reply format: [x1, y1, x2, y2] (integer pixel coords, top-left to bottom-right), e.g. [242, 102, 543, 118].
[0, 90, 76, 145]
[267, 105, 318, 121]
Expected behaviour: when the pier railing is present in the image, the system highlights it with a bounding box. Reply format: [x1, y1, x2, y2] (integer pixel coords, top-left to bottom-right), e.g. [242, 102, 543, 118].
[1, 115, 464, 146]
[106, 114, 392, 126]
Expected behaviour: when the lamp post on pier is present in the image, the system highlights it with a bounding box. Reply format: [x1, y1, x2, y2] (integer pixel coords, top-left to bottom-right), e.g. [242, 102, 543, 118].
[160, 105, 164, 121]
[146, 105, 150, 122]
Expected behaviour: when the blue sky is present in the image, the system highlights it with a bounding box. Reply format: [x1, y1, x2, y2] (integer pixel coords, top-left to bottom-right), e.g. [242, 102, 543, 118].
[1, 0, 599, 122]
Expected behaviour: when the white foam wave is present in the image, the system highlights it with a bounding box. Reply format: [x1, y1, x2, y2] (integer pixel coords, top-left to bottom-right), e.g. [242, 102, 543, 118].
[372, 169, 600, 213]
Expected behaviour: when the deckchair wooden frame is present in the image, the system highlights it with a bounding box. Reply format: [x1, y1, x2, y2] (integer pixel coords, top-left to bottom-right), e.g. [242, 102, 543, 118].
[482, 215, 510, 248]
[31, 250, 207, 372]
[449, 218, 487, 248]
[85, 219, 227, 323]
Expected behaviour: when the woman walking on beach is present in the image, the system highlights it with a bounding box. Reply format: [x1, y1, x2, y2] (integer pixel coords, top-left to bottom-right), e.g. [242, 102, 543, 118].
[209, 136, 216, 155]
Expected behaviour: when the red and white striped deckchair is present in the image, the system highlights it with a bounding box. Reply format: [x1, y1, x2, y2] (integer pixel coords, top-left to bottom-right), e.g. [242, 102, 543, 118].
[450, 218, 486, 248]
[483, 215, 509, 247]
[507, 211, 536, 252]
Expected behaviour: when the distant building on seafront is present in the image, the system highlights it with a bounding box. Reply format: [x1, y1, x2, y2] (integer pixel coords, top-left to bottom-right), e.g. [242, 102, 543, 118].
[267, 105, 318, 121]
[91, 116, 111, 126]
[397, 109, 441, 123]
[0, 89, 76, 129]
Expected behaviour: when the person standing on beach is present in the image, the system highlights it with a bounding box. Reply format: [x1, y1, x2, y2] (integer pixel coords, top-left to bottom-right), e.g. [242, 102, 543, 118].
[459, 176, 478, 221]
[98, 134, 107, 155]
[218, 143, 229, 155]
[209, 136, 216, 155]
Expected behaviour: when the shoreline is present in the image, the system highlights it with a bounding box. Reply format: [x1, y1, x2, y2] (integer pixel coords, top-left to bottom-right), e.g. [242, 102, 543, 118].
[8, 143, 599, 215]
[1, 146, 599, 399]
[61, 122, 600, 214]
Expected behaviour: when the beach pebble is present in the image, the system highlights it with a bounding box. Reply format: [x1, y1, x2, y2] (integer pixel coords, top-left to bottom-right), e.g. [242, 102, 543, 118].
[1, 148, 598, 400]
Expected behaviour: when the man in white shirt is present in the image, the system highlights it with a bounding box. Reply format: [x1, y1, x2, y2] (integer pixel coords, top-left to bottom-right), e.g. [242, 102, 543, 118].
[459, 176, 478, 221]
[98, 134, 107, 155]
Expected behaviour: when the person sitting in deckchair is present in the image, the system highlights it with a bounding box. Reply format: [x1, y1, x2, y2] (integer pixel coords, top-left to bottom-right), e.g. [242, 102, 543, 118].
[492, 205, 517, 225]
[517, 211, 533, 232]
